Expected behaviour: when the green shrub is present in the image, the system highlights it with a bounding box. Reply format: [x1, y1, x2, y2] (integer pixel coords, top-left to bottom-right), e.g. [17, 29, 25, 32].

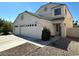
[0, 18, 13, 35]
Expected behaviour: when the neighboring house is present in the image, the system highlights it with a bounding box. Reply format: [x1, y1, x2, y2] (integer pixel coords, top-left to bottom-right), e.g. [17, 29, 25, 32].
[13, 2, 73, 39]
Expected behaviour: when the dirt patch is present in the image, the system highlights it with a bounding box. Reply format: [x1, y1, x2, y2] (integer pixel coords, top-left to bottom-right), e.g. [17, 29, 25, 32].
[0, 43, 40, 56]
[0, 37, 79, 56]
[49, 38, 71, 50]
[29, 37, 79, 56]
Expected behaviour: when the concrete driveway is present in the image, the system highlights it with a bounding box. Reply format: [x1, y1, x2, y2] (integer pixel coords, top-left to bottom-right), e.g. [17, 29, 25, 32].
[0, 35, 59, 52]
[0, 35, 28, 52]
[0, 35, 79, 56]
[0, 35, 49, 52]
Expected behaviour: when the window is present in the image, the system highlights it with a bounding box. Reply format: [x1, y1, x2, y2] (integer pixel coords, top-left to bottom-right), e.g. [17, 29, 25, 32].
[54, 8, 61, 15]
[32, 24, 34, 26]
[35, 24, 37, 26]
[21, 15, 24, 20]
[29, 24, 31, 26]
[25, 24, 37, 27]
[44, 7, 47, 11]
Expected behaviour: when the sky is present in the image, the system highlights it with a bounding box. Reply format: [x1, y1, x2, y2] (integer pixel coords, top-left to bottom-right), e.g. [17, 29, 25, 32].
[0, 2, 79, 22]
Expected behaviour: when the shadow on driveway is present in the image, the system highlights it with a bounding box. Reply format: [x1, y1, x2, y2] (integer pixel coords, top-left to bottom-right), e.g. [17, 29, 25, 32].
[16, 35, 56, 46]
[15, 35, 74, 51]
[48, 38, 71, 51]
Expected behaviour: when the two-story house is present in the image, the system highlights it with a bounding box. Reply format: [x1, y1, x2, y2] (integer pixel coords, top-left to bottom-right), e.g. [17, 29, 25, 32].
[13, 2, 73, 40]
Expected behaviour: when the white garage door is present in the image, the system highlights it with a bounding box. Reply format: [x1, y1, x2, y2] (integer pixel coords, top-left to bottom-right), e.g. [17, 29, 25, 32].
[20, 26, 43, 39]
[14, 27, 20, 35]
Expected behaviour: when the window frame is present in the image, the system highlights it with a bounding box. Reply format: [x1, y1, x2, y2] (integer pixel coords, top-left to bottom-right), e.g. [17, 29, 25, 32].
[54, 8, 61, 16]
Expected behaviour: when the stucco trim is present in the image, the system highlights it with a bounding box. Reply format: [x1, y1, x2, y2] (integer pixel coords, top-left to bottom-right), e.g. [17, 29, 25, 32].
[52, 17, 65, 21]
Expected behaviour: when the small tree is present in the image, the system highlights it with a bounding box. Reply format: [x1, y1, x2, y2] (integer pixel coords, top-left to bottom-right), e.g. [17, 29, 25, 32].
[2, 21, 9, 35]
[0, 18, 4, 27]
[2, 21, 13, 35]
[0, 18, 4, 33]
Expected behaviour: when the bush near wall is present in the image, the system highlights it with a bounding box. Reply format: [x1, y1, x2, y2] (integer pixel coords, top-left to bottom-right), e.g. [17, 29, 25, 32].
[42, 28, 51, 41]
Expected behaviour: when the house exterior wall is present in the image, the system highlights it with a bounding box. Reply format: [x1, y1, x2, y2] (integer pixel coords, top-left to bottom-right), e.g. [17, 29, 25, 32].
[64, 6, 73, 29]
[52, 19, 66, 37]
[36, 3, 73, 37]
[36, 4, 65, 20]
[63, 6, 73, 37]
[61, 23, 67, 37]
[13, 12, 55, 39]
[51, 20, 66, 37]
[13, 3, 73, 38]
[13, 13, 43, 39]
[39, 19, 56, 36]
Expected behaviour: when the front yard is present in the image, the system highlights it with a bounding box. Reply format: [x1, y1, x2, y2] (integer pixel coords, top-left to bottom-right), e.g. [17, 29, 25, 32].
[0, 35, 79, 56]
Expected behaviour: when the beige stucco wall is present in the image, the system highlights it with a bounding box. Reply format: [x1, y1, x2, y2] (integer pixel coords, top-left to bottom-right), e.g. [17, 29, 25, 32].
[13, 12, 43, 39]
[61, 23, 67, 37]
[13, 3, 73, 38]
[13, 12, 55, 39]
[62, 6, 73, 37]
[39, 19, 56, 36]
[36, 4, 73, 37]
[36, 4, 65, 20]
[67, 28, 79, 38]
[64, 6, 73, 29]
[51, 19, 67, 37]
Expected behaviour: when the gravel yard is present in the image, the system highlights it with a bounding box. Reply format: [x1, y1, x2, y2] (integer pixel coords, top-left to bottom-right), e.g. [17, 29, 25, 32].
[29, 37, 79, 56]
[0, 43, 40, 56]
[0, 35, 79, 56]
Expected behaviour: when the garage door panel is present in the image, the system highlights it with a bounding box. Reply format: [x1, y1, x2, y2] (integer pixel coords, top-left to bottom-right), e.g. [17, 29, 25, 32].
[21, 27, 43, 39]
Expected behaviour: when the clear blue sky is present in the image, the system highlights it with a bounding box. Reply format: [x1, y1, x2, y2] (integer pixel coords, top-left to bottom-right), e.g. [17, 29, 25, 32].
[0, 2, 79, 22]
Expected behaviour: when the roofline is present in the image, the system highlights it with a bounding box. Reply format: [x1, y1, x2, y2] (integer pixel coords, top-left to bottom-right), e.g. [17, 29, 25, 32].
[65, 5, 73, 19]
[13, 11, 41, 24]
[13, 2, 73, 24]
[36, 2, 65, 13]
[35, 3, 47, 13]
[13, 15, 19, 24]
[36, 2, 73, 19]
[24, 11, 41, 18]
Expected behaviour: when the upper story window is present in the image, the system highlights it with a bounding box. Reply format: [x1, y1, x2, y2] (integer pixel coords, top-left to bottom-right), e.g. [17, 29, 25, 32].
[44, 7, 47, 11]
[21, 15, 24, 20]
[54, 8, 61, 15]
